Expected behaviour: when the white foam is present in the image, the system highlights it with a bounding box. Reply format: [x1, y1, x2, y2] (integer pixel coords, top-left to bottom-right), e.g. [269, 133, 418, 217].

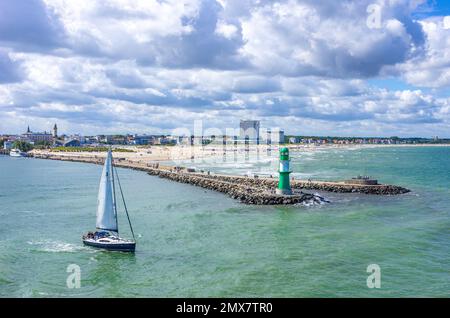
[27, 240, 88, 253]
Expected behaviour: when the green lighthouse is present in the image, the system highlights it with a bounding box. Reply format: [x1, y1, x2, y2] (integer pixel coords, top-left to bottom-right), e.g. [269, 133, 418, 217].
[276, 147, 292, 195]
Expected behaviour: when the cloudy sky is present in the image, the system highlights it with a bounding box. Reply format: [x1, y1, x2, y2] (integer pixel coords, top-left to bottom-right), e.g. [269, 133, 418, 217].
[0, 0, 449, 137]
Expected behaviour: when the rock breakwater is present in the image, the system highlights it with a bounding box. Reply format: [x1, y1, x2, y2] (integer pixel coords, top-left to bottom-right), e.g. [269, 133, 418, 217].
[30, 153, 410, 205]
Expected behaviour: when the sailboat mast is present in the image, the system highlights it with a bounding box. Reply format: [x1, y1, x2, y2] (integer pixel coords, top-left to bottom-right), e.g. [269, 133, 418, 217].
[110, 150, 119, 234]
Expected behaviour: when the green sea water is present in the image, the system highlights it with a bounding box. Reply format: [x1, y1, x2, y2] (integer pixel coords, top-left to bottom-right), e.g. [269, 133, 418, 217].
[0, 146, 449, 297]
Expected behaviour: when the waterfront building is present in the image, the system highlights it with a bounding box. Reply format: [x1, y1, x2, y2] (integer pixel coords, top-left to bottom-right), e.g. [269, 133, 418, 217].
[261, 128, 285, 145]
[3, 140, 12, 150]
[102, 135, 113, 143]
[273, 129, 285, 144]
[132, 135, 155, 145]
[81, 136, 98, 145]
[22, 126, 53, 143]
[178, 136, 191, 145]
[52, 124, 58, 138]
[98, 135, 128, 144]
[156, 136, 177, 145]
[239, 120, 260, 144]
[192, 136, 203, 145]
[177, 135, 204, 146]
[63, 139, 81, 147]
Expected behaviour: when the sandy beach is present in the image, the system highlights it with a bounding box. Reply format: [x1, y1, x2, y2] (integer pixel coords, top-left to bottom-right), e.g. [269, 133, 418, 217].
[29, 143, 450, 166]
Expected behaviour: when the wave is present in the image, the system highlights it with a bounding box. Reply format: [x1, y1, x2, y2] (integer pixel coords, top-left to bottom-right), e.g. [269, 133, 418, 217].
[296, 193, 330, 207]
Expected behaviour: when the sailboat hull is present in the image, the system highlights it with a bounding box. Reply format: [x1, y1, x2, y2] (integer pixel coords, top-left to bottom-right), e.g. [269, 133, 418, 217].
[82, 238, 136, 252]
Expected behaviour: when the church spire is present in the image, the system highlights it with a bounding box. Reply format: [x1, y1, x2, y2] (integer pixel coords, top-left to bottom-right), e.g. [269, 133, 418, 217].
[52, 123, 58, 138]
[27, 125, 30, 133]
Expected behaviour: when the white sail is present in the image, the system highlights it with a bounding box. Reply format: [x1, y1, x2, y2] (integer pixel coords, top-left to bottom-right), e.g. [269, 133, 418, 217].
[96, 150, 118, 232]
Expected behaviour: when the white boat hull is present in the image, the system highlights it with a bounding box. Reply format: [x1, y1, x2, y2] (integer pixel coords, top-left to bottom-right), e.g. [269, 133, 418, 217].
[82, 233, 135, 252]
[10, 150, 26, 157]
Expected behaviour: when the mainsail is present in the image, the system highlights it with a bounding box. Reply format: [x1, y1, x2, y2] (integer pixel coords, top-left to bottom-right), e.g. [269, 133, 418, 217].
[96, 150, 118, 232]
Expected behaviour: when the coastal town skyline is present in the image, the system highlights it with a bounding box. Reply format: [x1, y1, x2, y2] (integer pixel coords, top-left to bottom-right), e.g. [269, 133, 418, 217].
[0, 121, 448, 140]
[1, 121, 448, 147]
[1, 1, 450, 137]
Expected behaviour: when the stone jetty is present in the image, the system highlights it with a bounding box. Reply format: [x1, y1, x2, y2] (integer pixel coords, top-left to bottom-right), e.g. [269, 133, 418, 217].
[30, 153, 410, 205]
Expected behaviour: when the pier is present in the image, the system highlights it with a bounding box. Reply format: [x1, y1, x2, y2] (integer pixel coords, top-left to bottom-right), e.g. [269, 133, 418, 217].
[29, 153, 411, 205]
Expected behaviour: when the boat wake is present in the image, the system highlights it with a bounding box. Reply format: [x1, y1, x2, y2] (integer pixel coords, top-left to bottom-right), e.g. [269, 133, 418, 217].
[27, 240, 89, 253]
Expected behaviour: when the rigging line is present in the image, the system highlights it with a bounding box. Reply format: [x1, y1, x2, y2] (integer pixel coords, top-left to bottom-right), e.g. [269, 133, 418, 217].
[114, 165, 136, 241]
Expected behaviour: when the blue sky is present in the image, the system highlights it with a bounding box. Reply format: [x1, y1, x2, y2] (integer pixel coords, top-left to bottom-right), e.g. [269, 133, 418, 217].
[0, 0, 449, 137]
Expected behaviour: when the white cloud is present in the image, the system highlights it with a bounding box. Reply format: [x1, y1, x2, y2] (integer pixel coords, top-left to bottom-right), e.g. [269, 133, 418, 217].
[0, 0, 449, 137]
[0, 49, 23, 83]
[397, 16, 450, 88]
[239, 0, 425, 77]
[215, 20, 239, 39]
[443, 16, 450, 29]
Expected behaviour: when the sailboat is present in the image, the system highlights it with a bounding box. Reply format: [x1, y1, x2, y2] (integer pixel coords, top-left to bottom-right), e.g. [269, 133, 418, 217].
[82, 149, 136, 252]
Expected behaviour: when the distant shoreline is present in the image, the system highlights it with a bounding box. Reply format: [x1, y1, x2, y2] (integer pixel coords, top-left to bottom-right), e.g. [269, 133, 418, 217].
[25, 143, 450, 163]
